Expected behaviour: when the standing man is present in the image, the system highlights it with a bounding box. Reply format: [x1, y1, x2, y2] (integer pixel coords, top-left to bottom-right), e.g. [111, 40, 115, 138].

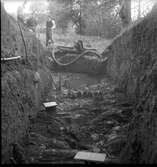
[46, 16, 56, 47]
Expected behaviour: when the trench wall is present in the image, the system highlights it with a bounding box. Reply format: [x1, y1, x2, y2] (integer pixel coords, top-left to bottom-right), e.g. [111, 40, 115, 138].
[102, 5, 157, 163]
[1, 4, 53, 163]
[102, 6, 157, 100]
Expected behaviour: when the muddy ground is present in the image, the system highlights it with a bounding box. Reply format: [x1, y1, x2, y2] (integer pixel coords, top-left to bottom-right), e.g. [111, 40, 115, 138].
[2, 2, 157, 164]
[23, 72, 132, 164]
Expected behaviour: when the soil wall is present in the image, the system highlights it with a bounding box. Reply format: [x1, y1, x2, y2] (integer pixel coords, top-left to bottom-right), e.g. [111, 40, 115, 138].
[103, 5, 157, 163]
[1, 4, 53, 163]
[103, 6, 157, 101]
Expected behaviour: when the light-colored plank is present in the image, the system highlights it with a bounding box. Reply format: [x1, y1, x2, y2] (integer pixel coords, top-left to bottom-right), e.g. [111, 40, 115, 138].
[43, 102, 57, 108]
[74, 151, 106, 162]
[1, 56, 21, 61]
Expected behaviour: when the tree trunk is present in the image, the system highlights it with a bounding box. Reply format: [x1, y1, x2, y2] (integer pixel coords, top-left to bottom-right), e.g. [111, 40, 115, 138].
[138, 0, 141, 19]
[119, 0, 131, 28]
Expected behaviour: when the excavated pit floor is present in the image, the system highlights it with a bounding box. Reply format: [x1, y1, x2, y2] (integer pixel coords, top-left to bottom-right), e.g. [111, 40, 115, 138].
[24, 72, 132, 164]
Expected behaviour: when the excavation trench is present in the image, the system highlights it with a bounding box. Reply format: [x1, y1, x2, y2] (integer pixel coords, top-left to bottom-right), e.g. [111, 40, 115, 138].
[24, 71, 131, 164]
[18, 35, 131, 164]
[2, 2, 157, 164]
[1, 20, 134, 163]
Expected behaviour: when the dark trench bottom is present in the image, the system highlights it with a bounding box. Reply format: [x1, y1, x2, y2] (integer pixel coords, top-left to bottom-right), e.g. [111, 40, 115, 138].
[22, 72, 132, 164]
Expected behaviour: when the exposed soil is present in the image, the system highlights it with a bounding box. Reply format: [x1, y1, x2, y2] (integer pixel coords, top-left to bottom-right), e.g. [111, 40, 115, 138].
[23, 72, 132, 164]
[2, 3, 156, 164]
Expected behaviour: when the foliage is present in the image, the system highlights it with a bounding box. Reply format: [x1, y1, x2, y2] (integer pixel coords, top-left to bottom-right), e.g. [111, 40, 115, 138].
[29, 1, 48, 15]
[48, 0, 121, 37]
[48, 0, 73, 33]
[28, 1, 48, 26]
[78, 0, 121, 37]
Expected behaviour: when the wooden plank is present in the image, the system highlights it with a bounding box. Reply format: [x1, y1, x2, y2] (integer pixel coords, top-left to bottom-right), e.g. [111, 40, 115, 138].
[43, 102, 57, 108]
[1, 56, 21, 61]
[56, 45, 97, 54]
[74, 151, 106, 162]
[57, 46, 74, 50]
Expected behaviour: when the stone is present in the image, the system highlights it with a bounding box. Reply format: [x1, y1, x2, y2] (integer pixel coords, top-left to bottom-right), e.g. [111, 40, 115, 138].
[93, 147, 101, 153]
[76, 91, 82, 98]
[91, 133, 99, 141]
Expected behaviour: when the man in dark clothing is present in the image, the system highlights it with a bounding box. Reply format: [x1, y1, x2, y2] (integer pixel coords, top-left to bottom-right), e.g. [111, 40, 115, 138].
[46, 16, 56, 46]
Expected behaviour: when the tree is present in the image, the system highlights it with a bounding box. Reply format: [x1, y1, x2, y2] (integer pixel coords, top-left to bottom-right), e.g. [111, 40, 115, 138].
[28, 1, 49, 30]
[48, 0, 73, 33]
[119, 0, 131, 28]
[29, 1, 48, 15]
[72, 0, 86, 34]
[138, 0, 141, 19]
[48, 0, 122, 37]
[17, 0, 28, 23]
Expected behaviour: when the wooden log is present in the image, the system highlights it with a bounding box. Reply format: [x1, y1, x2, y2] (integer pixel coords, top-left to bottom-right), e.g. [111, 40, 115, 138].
[55, 46, 97, 55]
[57, 46, 74, 50]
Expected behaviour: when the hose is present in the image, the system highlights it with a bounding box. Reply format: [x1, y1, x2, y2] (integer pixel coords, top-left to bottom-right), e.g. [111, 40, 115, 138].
[17, 19, 102, 67]
[51, 48, 102, 67]
[18, 21, 102, 68]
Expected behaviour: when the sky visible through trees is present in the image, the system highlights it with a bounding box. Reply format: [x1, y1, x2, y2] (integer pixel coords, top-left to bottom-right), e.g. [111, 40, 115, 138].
[3, 0, 155, 20]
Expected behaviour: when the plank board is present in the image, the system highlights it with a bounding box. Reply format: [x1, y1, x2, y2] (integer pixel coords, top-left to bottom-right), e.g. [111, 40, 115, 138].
[74, 151, 106, 162]
[1, 56, 21, 61]
[43, 102, 57, 108]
